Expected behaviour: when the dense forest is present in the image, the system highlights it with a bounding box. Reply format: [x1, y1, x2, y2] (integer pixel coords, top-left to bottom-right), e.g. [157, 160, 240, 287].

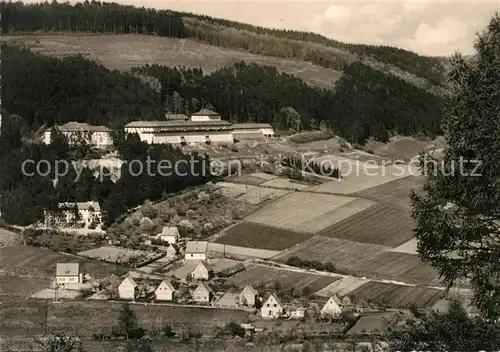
[0, 111, 212, 226]
[0, 1, 446, 87]
[1, 45, 442, 144]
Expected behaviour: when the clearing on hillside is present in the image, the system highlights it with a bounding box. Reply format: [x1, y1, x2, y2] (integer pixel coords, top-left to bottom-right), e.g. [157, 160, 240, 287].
[353, 252, 440, 286]
[354, 175, 426, 210]
[259, 178, 310, 190]
[318, 203, 415, 247]
[214, 222, 313, 251]
[3, 35, 342, 89]
[78, 246, 154, 265]
[274, 236, 390, 272]
[227, 265, 340, 293]
[225, 174, 268, 186]
[349, 281, 445, 308]
[245, 192, 362, 233]
[0, 246, 128, 278]
[207, 243, 280, 259]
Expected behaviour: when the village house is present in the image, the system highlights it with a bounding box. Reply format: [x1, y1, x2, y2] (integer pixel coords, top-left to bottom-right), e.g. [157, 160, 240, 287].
[321, 295, 344, 317]
[118, 277, 138, 300]
[185, 241, 208, 260]
[192, 282, 213, 304]
[239, 285, 259, 307]
[44, 201, 102, 229]
[44, 122, 113, 149]
[155, 280, 175, 301]
[191, 261, 213, 280]
[55, 263, 83, 287]
[165, 243, 179, 258]
[157, 226, 179, 244]
[261, 293, 284, 319]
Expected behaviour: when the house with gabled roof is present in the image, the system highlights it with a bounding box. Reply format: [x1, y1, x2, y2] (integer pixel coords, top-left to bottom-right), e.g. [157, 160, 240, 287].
[239, 285, 259, 307]
[321, 295, 344, 317]
[157, 226, 179, 244]
[193, 282, 213, 303]
[165, 243, 179, 258]
[118, 277, 138, 300]
[191, 261, 213, 280]
[185, 241, 208, 260]
[261, 293, 284, 319]
[55, 263, 83, 286]
[155, 280, 175, 301]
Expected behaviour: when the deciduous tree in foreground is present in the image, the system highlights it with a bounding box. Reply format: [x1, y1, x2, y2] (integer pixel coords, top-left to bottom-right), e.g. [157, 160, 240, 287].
[411, 12, 500, 320]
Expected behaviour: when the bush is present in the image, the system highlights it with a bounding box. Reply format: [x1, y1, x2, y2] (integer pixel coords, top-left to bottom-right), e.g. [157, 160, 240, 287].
[225, 322, 246, 338]
[141, 201, 158, 219]
[139, 217, 155, 232]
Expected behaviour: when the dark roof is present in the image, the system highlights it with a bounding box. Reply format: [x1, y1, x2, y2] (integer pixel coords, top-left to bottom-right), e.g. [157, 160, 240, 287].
[192, 109, 220, 116]
[232, 123, 273, 130]
[165, 113, 189, 121]
[124, 120, 232, 128]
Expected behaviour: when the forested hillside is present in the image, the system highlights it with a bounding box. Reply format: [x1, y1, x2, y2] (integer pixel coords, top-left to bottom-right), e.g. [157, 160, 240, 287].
[1, 45, 442, 144]
[0, 0, 447, 91]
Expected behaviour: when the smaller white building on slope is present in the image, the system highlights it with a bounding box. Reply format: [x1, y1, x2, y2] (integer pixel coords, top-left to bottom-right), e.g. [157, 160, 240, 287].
[232, 123, 275, 139]
[157, 226, 179, 244]
[44, 122, 113, 149]
[321, 295, 344, 317]
[155, 280, 175, 301]
[185, 241, 208, 261]
[261, 293, 284, 319]
[118, 277, 138, 300]
[55, 263, 83, 287]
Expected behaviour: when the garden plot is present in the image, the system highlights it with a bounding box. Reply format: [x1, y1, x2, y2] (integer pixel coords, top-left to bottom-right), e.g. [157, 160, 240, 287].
[275, 236, 390, 271]
[260, 178, 310, 190]
[345, 312, 396, 336]
[0, 301, 47, 336]
[236, 186, 290, 204]
[216, 182, 290, 204]
[32, 288, 80, 299]
[78, 246, 152, 265]
[349, 281, 445, 308]
[227, 265, 340, 293]
[353, 252, 441, 286]
[318, 203, 415, 247]
[214, 222, 313, 251]
[0, 228, 21, 246]
[225, 174, 267, 186]
[315, 277, 370, 298]
[207, 243, 280, 259]
[245, 192, 359, 233]
[0, 276, 51, 302]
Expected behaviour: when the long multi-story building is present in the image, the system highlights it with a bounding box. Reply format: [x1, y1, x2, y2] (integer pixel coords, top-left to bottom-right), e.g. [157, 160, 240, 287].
[44, 122, 113, 149]
[124, 109, 274, 145]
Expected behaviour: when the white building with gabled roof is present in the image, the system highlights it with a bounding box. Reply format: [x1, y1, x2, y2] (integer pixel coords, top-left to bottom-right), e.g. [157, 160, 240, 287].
[239, 285, 259, 307]
[261, 293, 284, 319]
[155, 280, 175, 301]
[118, 277, 138, 300]
[44, 122, 113, 148]
[185, 241, 208, 260]
[321, 295, 344, 317]
[158, 226, 179, 244]
[55, 263, 83, 286]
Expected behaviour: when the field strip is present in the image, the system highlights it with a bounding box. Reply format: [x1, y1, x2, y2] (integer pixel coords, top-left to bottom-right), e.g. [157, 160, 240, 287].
[294, 198, 377, 234]
[255, 259, 447, 290]
[316, 277, 370, 297]
[207, 243, 280, 259]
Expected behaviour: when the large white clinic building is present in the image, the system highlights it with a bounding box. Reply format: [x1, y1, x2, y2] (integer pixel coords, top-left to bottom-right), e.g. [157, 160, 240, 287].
[44, 122, 113, 149]
[124, 109, 275, 145]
